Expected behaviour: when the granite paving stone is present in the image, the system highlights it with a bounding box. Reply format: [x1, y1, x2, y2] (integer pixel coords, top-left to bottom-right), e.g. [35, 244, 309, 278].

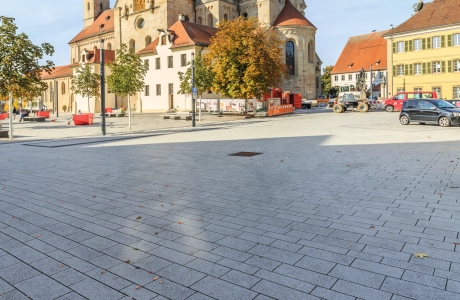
[70, 278, 125, 300]
[14, 274, 71, 300]
[191, 276, 258, 300]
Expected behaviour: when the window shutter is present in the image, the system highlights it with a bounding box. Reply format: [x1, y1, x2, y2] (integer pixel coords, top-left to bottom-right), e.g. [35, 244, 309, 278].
[405, 41, 408, 52]
[409, 64, 413, 75]
[409, 40, 413, 51]
[427, 62, 431, 73]
[442, 61, 446, 73]
[448, 60, 452, 73]
[393, 66, 396, 77]
[441, 36, 446, 48]
[422, 38, 426, 50]
[422, 63, 426, 74]
[393, 42, 396, 54]
[405, 64, 408, 75]
[427, 37, 431, 49]
[448, 35, 452, 47]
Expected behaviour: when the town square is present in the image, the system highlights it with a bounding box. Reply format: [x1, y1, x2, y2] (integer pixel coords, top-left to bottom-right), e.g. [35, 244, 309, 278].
[1, 0, 460, 299]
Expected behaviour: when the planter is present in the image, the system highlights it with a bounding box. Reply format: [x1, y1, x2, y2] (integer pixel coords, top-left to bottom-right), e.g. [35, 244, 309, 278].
[73, 113, 94, 125]
[36, 110, 50, 118]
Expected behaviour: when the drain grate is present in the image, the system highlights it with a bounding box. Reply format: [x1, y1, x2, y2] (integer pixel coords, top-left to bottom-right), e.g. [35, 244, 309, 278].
[229, 152, 263, 157]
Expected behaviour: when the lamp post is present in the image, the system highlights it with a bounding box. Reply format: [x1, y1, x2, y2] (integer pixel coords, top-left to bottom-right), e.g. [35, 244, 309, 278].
[8, 92, 13, 140]
[55, 80, 59, 117]
[100, 39, 106, 135]
[191, 52, 196, 127]
[389, 25, 394, 98]
[370, 64, 373, 100]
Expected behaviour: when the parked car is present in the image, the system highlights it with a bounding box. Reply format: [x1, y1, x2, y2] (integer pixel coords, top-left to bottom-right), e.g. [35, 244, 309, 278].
[445, 100, 460, 108]
[383, 91, 439, 112]
[399, 99, 460, 127]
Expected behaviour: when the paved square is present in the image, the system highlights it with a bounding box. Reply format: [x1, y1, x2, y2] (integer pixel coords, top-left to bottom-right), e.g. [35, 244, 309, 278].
[1, 110, 460, 299]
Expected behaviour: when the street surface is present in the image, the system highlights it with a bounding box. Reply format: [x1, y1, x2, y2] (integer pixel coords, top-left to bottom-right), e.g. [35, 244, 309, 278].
[1, 109, 460, 299]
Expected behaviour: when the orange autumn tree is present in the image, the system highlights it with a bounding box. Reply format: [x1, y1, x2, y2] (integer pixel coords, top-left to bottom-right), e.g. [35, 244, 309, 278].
[205, 17, 286, 115]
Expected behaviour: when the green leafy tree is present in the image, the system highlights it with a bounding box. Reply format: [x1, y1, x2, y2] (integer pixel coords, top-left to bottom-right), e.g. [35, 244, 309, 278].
[107, 44, 146, 129]
[0, 16, 54, 138]
[205, 17, 286, 115]
[71, 64, 100, 113]
[321, 65, 334, 96]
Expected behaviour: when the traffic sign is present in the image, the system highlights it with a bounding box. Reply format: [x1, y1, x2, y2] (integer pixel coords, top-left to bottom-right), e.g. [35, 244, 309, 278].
[192, 87, 197, 94]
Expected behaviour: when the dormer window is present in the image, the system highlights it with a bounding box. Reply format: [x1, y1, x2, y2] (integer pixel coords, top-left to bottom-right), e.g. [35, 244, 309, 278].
[161, 35, 166, 45]
[99, 24, 104, 29]
[106, 16, 110, 21]
[82, 55, 86, 62]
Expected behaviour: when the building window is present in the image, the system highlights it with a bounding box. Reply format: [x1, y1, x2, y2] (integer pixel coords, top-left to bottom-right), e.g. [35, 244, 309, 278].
[454, 87, 460, 99]
[454, 60, 460, 72]
[308, 40, 314, 63]
[334, 75, 338, 82]
[432, 36, 441, 49]
[242, 13, 248, 19]
[87, 2, 90, 10]
[145, 36, 152, 47]
[107, 43, 112, 50]
[414, 39, 422, 51]
[129, 39, 135, 53]
[144, 59, 149, 71]
[341, 75, 345, 81]
[355, 74, 359, 80]
[207, 14, 213, 27]
[285, 41, 295, 75]
[414, 63, 422, 75]
[155, 58, 160, 69]
[156, 84, 161, 96]
[223, 14, 228, 21]
[414, 88, 422, 93]
[161, 35, 166, 45]
[168, 56, 173, 68]
[61, 82, 66, 95]
[454, 34, 460, 46]
[432, 87, 441, 98]
[145, 85, 150, 96]
[397, 41, 404, 53]
[397, 65, 404, 76]
[181, 54, 187, 67]
[197, 17, 202, 25]
[397, 88, 404, 93]
[432, 61, 441, 74]
[348, 74, 352, 80]
[184, 15, 190, 22]
[168, 83, 174, 95]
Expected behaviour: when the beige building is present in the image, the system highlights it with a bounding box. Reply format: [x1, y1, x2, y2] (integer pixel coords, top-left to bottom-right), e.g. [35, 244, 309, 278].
[43, 0, 322, 113]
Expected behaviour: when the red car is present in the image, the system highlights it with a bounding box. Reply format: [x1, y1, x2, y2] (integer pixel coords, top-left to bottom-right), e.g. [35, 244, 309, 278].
[383, 91, 438, 112]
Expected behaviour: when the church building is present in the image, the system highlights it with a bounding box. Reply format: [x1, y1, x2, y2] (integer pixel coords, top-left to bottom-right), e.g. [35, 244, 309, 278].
[41, 0, 322, 113]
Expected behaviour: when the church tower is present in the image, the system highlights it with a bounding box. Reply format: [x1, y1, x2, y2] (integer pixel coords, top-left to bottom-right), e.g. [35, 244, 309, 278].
[83, 0, 110, 28]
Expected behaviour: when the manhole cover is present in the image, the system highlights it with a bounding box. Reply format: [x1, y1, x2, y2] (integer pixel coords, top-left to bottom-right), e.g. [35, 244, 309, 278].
[229, 152, 263, 157]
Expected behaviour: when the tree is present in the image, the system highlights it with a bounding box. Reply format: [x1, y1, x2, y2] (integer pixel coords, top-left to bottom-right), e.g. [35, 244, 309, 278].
[204, 17, 286, 115]
[71, 64, 100, 113]
[107, 44, 146, 129]
[321, 65, 334, 96]
[177, 51, 214, 112]
[0, 16, 54, 138]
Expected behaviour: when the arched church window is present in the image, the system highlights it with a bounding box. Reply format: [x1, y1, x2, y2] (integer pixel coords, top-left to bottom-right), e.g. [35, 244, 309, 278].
[107, 43, 112, 50]
[223, 14, 228, 21]
[145, 36, 152, 47]
[286, 41, 295, 76]
[308, 40, 314, 63]
[197, 17, 202, 25]
[316, 76, 320, 89]
[184, 15, 190, 22]
[207, 14, 213, 27]
[87, 2, 90, 11]
[100, 3, 103, 11]
[61, 82, 66, 95]
[242, 13, 248, 19]
[129, 39, 135, 53]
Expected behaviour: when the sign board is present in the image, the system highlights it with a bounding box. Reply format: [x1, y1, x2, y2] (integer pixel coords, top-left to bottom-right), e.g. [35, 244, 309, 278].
[192, 87, 197, 95]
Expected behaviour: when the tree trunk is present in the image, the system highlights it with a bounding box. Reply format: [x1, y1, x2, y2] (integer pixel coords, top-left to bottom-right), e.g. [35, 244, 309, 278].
[245, 98, 248, 117]
[87, 96, 90, 113]
[128, 94, 131, 130]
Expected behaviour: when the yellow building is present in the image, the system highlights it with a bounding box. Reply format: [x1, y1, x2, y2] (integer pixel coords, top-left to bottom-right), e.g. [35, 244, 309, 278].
[384, 0, 460, 99]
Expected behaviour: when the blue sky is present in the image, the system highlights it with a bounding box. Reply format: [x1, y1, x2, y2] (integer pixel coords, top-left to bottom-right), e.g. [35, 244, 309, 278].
[3, 0, 416, 69]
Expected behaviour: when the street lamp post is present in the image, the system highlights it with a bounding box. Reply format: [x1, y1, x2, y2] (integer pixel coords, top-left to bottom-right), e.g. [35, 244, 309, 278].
[8, 92, 13, 140]
[191, 52, 196, 127]
[100, 39, 106, 135]
[389, 25, 394, 98]
[55, 80, 59, 118]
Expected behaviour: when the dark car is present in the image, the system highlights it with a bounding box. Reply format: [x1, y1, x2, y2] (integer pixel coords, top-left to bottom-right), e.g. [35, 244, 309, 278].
[399, 99, 460, 127]
[445, 100, 460, 108]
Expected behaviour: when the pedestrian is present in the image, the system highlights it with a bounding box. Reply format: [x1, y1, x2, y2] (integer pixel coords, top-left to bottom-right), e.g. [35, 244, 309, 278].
[12, 107, 16, 120]
[19, 109, 24, 122]
[77, 110, 82, 115]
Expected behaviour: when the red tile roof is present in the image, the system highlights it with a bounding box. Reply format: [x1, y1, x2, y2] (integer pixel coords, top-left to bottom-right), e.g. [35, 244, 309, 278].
[273, 0, 316, 28]
[86, 48, 116, 64]
[69, 10, 114, 44]
[331, 30, 388, 75]
[136, 21, 217, 54]
[387, 0, 460, 36]
[41, 65, 73, 80]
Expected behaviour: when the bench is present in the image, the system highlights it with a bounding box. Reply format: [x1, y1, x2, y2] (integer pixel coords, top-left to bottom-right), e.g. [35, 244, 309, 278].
[23, 117, 46, 122]
[162, 115, 192, 121]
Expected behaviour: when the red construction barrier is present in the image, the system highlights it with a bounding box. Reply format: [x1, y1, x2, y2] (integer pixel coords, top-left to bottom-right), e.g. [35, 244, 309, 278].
[36, 110, 50, 118]
[73, 113, 94, 125]
[267, 104, 293, 117]
[0, 113, 9, 120]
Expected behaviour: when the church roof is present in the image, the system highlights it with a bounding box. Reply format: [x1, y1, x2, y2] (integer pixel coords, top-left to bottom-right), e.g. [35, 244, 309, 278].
[85, 48, 116, 64]
[385, 0, 460, 36]
[69, 10, 114, 44]
[273, 0, 316, 28]
[137, 21, 217, 55]
[331, 30, 388, 75]
[41, 65, 74, 80]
